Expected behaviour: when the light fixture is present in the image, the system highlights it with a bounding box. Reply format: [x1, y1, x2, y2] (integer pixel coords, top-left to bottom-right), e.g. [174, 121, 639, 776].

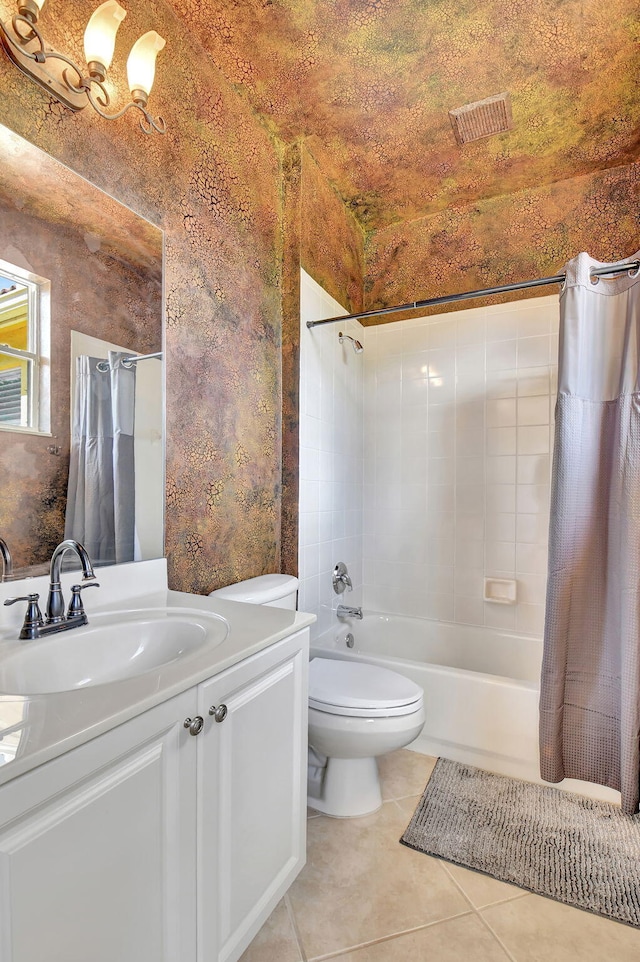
[0, 0, 166, 134]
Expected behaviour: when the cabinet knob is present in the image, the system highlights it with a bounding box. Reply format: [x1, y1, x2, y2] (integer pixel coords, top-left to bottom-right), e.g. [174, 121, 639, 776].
[183, 716, 204, 736]
[209, 704, 228, 723]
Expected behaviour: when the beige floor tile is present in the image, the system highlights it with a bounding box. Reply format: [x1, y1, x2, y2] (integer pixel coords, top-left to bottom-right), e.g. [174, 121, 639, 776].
[288, 801, 470, 959]
[442, 861, 528, 909]
[238, 899, 302, 962]
[378, 749, 437, 801]
[482, 893, 640, 961]
[394, 793, 422, 817]
[326, 914, 512, 962]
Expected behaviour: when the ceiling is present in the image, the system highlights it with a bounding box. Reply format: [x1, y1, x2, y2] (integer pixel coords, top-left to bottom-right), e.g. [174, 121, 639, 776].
[176, 0, 640, 233]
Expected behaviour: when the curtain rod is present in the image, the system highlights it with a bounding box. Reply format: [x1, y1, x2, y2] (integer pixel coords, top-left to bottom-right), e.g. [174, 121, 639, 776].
[305, 260, 640, 329]
[96, 351, 162, 372]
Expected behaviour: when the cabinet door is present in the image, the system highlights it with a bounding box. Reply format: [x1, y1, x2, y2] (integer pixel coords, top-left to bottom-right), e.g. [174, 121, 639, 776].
[197, 629, 309, 962]
[0, 690, 198, 962]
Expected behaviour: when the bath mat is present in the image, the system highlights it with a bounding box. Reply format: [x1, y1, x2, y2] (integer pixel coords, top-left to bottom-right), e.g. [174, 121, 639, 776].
[401, 757, 640, 927]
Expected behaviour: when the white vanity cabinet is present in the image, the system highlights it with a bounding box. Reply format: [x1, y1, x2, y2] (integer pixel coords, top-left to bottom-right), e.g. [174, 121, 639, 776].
[0, 687, 198, 962]
[0, 628, 309, 962]
[197, 628, 308, 962]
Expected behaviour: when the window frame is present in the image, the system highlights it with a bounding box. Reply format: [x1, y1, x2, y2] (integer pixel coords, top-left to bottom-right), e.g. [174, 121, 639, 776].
[0, 258, 50, 436]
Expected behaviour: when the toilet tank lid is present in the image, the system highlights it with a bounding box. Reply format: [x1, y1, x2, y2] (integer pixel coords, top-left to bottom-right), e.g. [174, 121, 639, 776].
[308, 657, 423, 712]
[208, 574, 299, 604]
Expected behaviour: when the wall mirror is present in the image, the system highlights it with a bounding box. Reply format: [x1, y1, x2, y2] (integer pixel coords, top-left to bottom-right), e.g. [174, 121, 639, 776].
[0, 123, 164, 577]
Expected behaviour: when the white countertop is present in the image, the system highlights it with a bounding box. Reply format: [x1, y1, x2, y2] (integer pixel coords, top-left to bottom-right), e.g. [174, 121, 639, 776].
[0, 559, 315, 786]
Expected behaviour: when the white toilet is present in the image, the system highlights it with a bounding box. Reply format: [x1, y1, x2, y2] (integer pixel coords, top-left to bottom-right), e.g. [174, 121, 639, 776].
[307, 657, 424, 817]
[208, 575, 425, 818]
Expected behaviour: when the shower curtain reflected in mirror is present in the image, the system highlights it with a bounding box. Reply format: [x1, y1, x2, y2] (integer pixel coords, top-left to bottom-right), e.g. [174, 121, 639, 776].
[64, 351, 136, 565]
[540, 250, 640, 815]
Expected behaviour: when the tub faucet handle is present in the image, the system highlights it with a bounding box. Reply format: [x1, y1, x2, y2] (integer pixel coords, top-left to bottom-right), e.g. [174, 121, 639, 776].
[333, 562, 352, 595]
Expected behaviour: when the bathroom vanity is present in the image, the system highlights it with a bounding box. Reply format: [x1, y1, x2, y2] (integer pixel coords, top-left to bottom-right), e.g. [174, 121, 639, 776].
[0, 560, 314, 962]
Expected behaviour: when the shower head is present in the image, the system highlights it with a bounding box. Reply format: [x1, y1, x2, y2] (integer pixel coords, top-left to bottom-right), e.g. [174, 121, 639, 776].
[338, 331, 364, 354]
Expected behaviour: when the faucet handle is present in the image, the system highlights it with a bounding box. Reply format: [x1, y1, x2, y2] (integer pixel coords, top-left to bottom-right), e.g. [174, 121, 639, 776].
[67, 582, 100, 618]
[332, 562, 353, 595]
[3, 594, 44, 640]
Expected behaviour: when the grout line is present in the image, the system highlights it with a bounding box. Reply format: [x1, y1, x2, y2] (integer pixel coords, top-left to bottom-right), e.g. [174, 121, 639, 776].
[438, 860, 520, 962]
[475, 908, 521, 962]
[284, 892, 309, 962]
[305, 910, 477, 962]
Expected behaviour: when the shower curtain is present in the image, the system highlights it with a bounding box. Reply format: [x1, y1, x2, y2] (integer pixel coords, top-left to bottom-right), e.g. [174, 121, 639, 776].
[540, 250, 640, 814]
[65, 351, 136, 565]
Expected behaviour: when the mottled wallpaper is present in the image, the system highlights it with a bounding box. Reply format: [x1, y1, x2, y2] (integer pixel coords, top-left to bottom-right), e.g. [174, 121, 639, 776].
[0, 0, 364, 593]
[0, 0, 287, 592]
[364, 163, 640, 322]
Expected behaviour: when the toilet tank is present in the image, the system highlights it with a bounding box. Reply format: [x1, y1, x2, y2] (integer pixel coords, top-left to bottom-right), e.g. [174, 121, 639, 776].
[208, 574, 299, 609]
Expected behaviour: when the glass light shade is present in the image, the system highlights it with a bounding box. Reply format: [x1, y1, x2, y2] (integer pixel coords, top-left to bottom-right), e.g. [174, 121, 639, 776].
[32, 0, 46, 10]
[83, 1, 127, 72]
[126, 31, 165, 98]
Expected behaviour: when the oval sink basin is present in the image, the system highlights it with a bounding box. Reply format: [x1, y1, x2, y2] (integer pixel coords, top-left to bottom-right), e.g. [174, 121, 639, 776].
[0, 608, 229, 695]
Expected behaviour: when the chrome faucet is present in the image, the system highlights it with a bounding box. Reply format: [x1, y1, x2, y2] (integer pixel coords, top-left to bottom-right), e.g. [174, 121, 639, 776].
[46, 539, 97, 623]
[0, 538, 12, 582]
[332, 562, 353, 595]
[337, 604, 363, 620]
[4, 540, 99, 640]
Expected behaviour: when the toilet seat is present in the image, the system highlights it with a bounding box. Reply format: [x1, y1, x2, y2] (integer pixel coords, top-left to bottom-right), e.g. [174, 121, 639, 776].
[308, 658, 423, 718]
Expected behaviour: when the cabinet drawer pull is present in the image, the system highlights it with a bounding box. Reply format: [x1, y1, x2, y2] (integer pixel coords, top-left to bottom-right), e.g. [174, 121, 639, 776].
[184, 716, 204, 736]
[209, 704, 228, 723]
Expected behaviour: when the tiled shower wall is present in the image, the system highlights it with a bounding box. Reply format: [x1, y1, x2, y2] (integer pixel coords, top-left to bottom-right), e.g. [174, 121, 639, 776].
[362, 295, 558, 636]
[298, 270, 365, 640]
[299, 283, 558, 639]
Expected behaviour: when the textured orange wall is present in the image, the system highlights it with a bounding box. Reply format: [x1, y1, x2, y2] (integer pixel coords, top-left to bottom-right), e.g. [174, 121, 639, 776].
[364, 163, 640, 321]
[300, 144, 364, 315]
[0, 0, 367, 592]
[0, 0, 285, 593]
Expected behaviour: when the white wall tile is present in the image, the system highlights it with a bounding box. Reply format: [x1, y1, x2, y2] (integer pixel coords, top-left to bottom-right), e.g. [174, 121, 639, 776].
[516, 512, 549, 544]
[517, 454, 550, 484]
[484, 603, 516, 630]
[486, 398, 517, 428]
[486, 456, 516, 484]
[487, 339, 518, 370]
[485, 540, 516, 572]
[518, 396, 549, 426]
[517, 424, 550, 455]
[518, 335, 551, 368]
[487, 426, 517, 456]
[486, 512, 516, 542]
[301, 281, 556, 638]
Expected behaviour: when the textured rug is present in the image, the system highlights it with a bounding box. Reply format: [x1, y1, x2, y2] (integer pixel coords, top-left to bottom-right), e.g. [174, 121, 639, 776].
[401, 757, 640, 927]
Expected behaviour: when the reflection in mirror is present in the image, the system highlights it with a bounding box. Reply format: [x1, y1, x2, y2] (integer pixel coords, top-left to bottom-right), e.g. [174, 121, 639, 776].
[0, 260, 50, 434]
[0, 124, 163, 576]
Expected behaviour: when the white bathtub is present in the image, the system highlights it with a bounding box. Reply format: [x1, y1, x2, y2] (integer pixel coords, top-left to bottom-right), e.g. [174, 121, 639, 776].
[311, 612, 620, 804]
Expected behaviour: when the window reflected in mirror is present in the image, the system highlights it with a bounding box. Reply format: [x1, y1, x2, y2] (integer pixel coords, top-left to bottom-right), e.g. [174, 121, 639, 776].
[0, 261, 50, 434]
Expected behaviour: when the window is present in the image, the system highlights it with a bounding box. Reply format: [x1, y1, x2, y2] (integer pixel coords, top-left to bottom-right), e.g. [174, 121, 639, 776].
[0, 259, 50, 434]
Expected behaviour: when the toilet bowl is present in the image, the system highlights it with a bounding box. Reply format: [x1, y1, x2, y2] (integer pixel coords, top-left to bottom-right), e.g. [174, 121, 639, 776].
[307, 657, 425, 817]
[208, 576, 425, 818]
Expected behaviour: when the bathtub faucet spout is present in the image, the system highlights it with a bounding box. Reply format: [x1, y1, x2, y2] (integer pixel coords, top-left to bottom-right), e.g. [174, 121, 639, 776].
[337, 604, 363, 620]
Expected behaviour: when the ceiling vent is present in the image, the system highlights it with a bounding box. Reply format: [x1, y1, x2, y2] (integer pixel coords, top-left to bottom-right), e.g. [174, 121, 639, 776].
[448, 92, 513, 146]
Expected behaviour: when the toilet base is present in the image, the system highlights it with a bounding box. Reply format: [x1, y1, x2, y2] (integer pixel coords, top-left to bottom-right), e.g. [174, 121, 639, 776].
[308, 756, 382, 818]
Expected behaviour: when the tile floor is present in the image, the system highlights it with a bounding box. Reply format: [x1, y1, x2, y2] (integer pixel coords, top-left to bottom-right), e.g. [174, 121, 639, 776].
[240, 750, 640, 962]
